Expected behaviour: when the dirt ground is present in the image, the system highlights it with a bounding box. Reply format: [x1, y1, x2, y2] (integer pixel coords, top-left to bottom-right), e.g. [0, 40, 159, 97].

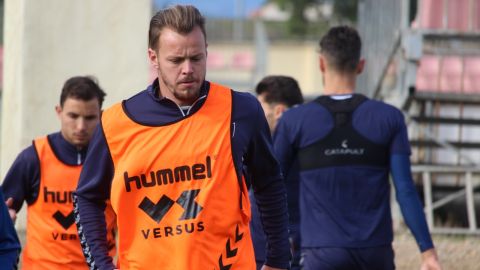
[17, 228, 480, 269]
[393, 228, 480, 270]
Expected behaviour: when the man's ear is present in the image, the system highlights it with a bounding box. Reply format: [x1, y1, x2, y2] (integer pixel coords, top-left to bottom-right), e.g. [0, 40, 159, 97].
[148, 48, 159, 69]
[319, 54, 326, 73]
[273, 103, 287, 121]
[357, 58, 365, 74]
[55, 105, 62, 118]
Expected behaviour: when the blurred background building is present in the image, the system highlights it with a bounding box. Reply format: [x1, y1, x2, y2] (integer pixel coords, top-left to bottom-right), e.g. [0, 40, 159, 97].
[0, 0, 153, 229]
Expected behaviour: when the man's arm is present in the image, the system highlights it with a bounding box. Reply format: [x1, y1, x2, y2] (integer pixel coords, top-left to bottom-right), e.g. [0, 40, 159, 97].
[2, 145, 40, 220]
[390, 154, 441, 269]
[74, 125, 115, 270]
[273, 110, 302, 251]
[272, 117, 296, 178]
[0, 189, 20, 268]
[247, 100, 290, 270]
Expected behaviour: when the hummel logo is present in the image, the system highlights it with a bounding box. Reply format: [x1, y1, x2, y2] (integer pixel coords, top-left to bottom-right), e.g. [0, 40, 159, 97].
[217, 224, 244, 270]
[53, 210, 75, 230]
[138, 195, 175, 223]
[218, 254, 232, 270]
[234, 224, 243, 242]
[139, 189, 203, 223]
[341, 139, 348, 148]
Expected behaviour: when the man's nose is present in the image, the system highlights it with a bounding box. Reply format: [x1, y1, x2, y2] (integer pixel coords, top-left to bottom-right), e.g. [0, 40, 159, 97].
[77, 118, 87, 131]
[182, 60, 194, 74]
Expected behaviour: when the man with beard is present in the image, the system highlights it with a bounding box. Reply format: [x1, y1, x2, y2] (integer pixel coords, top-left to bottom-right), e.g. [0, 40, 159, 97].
[74, 5, 290, 270]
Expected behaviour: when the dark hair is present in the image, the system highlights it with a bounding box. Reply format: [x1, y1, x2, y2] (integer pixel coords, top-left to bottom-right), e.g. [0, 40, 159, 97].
[149, 5, 206, 50]
[60, 76, 106, 108]
[255, 75, 304, 107]
[319, 25, 362, 73]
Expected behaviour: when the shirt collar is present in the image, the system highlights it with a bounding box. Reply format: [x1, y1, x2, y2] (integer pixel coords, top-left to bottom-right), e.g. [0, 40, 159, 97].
[48, 132, 88, 165]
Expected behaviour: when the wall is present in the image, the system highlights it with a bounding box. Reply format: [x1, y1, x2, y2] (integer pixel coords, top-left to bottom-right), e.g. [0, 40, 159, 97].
[1, 0, 151, 228]
[206, 41, 323, 96]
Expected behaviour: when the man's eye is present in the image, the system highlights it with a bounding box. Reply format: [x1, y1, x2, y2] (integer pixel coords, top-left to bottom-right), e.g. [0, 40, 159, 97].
[85, 116, 97, 121]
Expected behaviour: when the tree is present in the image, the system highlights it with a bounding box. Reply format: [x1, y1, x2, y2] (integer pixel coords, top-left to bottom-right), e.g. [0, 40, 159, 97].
[268, 0, 358, 37]
[269, 0, 317, 37]
[333, 0, 357, 23]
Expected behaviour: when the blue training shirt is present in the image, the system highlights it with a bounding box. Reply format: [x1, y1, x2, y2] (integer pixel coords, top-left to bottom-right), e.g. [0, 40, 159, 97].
[74, 80, 291, 270]
[274, 94, 433, 251]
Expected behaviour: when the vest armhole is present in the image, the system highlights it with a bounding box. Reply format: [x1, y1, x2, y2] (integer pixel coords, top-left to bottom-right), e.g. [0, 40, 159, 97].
[29, 139, 42, 206]
[99, 118, 116, 195]
[229, 90, 245, 196]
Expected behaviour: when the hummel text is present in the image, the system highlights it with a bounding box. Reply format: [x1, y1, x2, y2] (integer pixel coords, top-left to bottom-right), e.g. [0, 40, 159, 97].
[124, 156, 212, 192]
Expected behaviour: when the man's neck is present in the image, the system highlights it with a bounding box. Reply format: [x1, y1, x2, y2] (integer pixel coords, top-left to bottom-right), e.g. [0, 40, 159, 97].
[322, 72, 356, 95]
[58, 132, 86, 152]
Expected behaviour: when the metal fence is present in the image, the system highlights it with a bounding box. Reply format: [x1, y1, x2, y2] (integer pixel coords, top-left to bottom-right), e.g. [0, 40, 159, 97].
[358, 0, 480, 234]
[413, 166, 480, 234]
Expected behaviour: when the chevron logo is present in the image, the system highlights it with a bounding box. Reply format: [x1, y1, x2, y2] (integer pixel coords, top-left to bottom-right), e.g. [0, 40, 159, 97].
[53, 210, 75, 230]
[139, 189, 203, 223]
[216, 224, 244, 270]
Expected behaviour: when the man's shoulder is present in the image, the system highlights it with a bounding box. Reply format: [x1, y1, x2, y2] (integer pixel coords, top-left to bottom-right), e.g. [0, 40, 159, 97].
[125, 89, 151, 102]
[11, 143, 39, 168]
[107, 89, 149, 110]
[13, 133, 61, 165]
[103, 81, 153, 113]
[44, 132, 63, 143]
[361, 98, 404, 118]
[231, 90, 260, 112]
[364, 97, 401, 110]
[231, 89, 256, 101]
[282, 101, 326, 121]
[101, 90, 150, 121]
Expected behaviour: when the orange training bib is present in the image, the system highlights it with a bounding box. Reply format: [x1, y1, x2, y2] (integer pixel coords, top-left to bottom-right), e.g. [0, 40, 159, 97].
[22, 137, 116, 270]
[104, 82, 254, 270]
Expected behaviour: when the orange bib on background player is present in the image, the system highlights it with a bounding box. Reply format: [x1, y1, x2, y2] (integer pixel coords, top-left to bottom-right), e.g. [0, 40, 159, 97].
[22, 137, 117, 270]
[104, 82, 255, 270]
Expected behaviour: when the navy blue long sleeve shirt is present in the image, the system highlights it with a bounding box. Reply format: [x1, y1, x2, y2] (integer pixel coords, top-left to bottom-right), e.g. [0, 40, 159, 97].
[75, 80, 291, 270]
[273, 95, 433, 251]
[2, 132, 88, 212]
[0, 188, 21, 269]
